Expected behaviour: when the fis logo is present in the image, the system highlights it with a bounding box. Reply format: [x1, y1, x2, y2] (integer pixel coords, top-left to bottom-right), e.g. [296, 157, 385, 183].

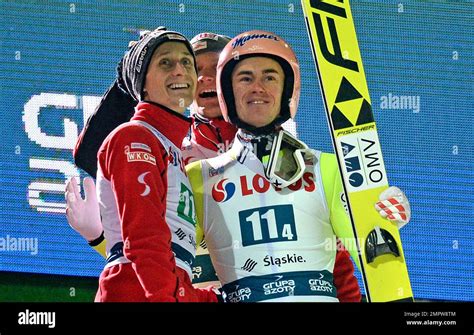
[209, 166, 224, 177]
[212, 178, 236, 202]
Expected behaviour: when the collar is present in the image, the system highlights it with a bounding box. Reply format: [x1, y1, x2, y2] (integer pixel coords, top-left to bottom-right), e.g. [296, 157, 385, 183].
[228, 129, 277, 176]
[191, 114, 237, 151]
[132, 101, 192, 148]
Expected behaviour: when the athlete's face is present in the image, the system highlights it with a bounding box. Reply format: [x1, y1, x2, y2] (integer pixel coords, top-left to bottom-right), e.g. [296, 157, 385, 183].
[232, 57, 284, 128]
[191, 51, 222, 119]
[143, 42, 197, 114]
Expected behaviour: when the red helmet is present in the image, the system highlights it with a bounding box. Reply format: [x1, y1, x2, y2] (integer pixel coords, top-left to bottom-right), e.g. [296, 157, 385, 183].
[216, 30, 300, 134]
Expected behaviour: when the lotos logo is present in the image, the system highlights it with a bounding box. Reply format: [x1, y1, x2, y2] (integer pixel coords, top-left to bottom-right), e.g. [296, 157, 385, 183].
[240, 173, 316, 195]
[212, 178, 236, 202]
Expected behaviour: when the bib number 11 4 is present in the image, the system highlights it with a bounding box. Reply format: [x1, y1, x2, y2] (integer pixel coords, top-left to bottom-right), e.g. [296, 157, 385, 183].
[239, 205, 297, 246]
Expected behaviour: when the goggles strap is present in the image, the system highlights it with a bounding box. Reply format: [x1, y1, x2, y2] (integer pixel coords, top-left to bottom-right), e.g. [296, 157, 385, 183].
[250, 133, 275, 166]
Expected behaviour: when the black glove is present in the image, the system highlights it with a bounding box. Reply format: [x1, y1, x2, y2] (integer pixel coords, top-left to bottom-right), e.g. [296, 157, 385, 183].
[73, 78, 136, 178]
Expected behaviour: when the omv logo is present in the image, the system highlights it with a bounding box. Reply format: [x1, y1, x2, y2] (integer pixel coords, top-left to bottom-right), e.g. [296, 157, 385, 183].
[212, 178, 236, 202]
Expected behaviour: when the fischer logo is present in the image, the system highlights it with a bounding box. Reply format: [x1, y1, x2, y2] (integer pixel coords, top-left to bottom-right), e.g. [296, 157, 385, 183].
[336, 124, 374, 137]
[212, 178, 236, 202]
[232, 33, 279, 48]
[227, 286, 252, 302]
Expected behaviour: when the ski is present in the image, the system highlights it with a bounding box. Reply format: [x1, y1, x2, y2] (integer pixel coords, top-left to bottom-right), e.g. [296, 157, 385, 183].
[301, 0, 413, 302]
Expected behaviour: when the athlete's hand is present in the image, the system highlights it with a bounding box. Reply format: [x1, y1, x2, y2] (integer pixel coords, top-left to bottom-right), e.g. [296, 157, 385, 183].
[375, 186, 411, 229]
[65, 177, 103, 242]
